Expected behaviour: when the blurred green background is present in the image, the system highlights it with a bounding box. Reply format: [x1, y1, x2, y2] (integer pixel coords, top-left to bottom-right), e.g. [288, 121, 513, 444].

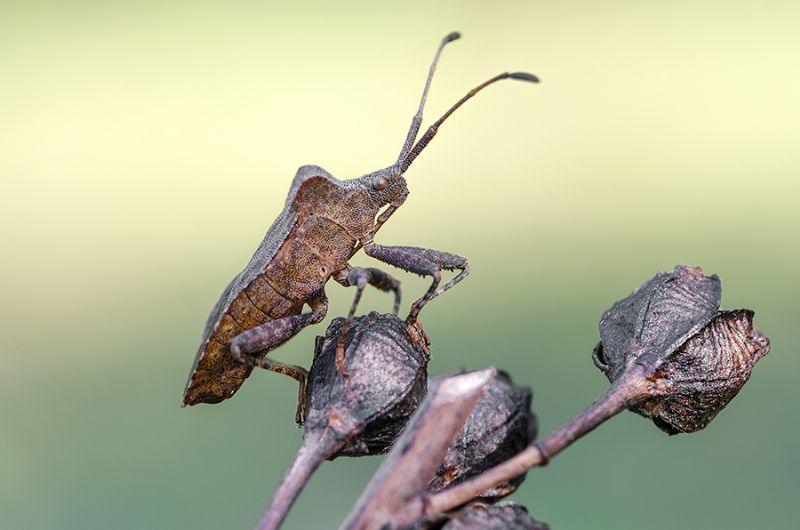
[1, 1, 797, 529]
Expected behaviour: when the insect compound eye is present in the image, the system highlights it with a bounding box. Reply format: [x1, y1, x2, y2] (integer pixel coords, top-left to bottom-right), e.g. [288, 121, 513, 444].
[372, 177, 389, 191]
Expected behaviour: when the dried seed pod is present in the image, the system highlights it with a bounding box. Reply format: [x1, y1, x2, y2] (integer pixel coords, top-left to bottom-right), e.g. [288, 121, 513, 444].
[437, 503, 549, 530]
[304, 311, 430, 456]
[412, 266, 771, 521]
[427, 371, 537, 501]
[258, 312, 429, 530]
[593, 265, 770, 434]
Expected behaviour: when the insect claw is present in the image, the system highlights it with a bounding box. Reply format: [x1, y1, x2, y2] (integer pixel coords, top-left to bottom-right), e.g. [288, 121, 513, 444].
[294, 403, 306, 427]
[335, 343, 352, 378]
[406, 319, 431, 359]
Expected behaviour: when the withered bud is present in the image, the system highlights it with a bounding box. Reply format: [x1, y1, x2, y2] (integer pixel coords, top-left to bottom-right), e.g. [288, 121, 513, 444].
[258, 312, 429, 530]
[305, 311, 430, 456]
[427, 371, 537, 501]
[593, 265, 770, 434]
[436, 503, 549, 530]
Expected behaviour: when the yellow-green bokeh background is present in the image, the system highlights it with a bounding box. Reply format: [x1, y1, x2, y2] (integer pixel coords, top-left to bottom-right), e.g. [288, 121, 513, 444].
[1, 1, 797, 529]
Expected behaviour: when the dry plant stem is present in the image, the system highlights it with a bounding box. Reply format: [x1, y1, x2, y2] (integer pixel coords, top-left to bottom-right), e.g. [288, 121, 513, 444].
[340, 368, 497, 530]
[403, 368, 648, 528]
[256, 430, 342, 530]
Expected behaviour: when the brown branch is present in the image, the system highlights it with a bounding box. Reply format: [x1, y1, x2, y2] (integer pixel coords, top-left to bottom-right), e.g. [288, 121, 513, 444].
[255, 429, 342, 530]
[339, 368, 497, 530]
[390, 368, 649, 529]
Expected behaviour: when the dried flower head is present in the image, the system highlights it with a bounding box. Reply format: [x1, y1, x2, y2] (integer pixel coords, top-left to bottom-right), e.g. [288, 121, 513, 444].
[258, 312, 430, 530]
[427, 371, 537, 501]
[305, 311, 430, 456]
[593, 265, 770, 433]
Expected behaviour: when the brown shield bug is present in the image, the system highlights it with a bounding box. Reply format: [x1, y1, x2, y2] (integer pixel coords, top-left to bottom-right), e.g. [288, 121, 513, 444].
[182, 32, 538, 421]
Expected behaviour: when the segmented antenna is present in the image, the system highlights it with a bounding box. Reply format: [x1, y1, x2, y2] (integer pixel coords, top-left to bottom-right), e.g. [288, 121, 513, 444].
[399, 71, 538, 174]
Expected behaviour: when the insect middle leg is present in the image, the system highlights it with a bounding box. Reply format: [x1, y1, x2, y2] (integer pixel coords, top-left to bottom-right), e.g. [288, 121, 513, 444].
[332, 266, 402, 374]
[229, 296, 328, 424]
[334, 266, 402, 317]
[362, 243, 469, 324]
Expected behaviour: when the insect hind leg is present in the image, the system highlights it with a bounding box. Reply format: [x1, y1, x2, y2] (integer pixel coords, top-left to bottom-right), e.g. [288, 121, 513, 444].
[252, 355, 309, 425]
[229, 296, 327, 425]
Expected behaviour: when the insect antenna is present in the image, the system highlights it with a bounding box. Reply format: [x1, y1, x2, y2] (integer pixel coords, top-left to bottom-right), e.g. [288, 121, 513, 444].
[399, 71, 539, 174]
[397, 31, 462, 164]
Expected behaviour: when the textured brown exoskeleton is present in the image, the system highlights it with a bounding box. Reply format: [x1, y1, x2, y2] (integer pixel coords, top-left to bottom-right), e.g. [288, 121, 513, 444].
[182, 32, 538, 419]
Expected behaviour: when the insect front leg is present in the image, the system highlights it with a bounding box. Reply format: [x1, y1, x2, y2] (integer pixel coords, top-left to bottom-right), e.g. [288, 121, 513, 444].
[229, 296, 328, 425]
[362, 242, 469, 324]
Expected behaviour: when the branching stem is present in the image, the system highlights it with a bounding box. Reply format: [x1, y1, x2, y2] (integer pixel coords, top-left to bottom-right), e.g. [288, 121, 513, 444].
[395, 368, 648, 529]
[256, 430, 342, 530]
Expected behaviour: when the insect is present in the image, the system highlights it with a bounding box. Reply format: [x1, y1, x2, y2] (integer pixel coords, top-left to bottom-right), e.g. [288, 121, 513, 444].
[182, 32, 538, 421]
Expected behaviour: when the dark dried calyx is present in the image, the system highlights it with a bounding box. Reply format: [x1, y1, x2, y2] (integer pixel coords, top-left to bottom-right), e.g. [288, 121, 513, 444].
[304, 311, 430, 457]
[431, 502, 549, 530]
[594, 265, 770, 434]
[260, 312, 430, 530]
[427, 371, 538, 501]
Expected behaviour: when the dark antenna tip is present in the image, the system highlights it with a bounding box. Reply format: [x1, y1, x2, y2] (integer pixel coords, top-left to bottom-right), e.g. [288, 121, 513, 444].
[510, 72, 540, 83]
[444, 31, 461, 43]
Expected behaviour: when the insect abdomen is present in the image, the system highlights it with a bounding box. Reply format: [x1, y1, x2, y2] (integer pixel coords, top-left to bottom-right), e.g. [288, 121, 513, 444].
[183, 278, 303, 405]
[183, 214, 356, 406]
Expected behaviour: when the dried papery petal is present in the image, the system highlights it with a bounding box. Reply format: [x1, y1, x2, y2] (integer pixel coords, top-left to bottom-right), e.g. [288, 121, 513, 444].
[427, 371, 537, 501]
[636, 309, 770, 433]
[436, 503, 549, 530]
[304, 312, 430, 456]
[594, 265, 770, 434]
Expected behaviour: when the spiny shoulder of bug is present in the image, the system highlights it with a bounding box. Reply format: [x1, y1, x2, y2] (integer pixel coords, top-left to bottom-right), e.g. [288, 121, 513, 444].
[294, 161, 411, 211]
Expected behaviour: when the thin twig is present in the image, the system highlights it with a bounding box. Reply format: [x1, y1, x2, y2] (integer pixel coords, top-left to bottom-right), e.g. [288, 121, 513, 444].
[389, 368, 649, 529]
[256, 429, 342, 530]
[339, 368, 497, 530]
